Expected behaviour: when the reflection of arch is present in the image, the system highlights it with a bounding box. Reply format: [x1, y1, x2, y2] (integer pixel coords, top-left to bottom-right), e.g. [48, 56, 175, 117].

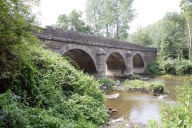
[133, 54, 144, 68]
[58, 44, 97, 73]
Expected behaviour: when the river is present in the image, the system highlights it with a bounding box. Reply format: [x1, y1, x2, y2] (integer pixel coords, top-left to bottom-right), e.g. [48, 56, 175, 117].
[104, 75, 192, 125]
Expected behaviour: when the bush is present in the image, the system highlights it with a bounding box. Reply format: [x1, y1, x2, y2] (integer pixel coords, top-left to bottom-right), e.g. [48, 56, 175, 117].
[113, 80, 164, 94]
[0, 1, 108, 127]
[145, 60, 164, 75]
[0, 44, 108, 127]
[147, 120, 159, 128]
[150, 82, 164, 95]
[98, 77, 115, 87]
[162, 59, 176, 74]
[161, 82, 192, 127]
[162, 59, 192, 75]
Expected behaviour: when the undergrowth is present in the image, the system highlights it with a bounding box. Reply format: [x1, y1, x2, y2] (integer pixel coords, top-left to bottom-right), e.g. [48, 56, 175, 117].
[0, 42, 108, 127]
[0, 1, 108, 127]
[113, 80, 164, 94]
[160, 82, 192, 127]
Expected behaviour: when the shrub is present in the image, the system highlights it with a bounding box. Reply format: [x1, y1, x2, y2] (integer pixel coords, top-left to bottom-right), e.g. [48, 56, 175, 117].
[147, 120, 159, 128]
[161, 82, 192, 127]
[150, 82, 164, 95]
[113, 80, 164, 94]
[145, 60, 164, 75]
[0, 44, 108, 127]
[161, 59, 192, 75]
[98, 77, 115, 87]
[0, 0, 108, 127]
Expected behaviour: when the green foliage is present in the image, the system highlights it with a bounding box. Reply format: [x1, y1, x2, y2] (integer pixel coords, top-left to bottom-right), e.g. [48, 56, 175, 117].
[123, 80, 150, 89]
[0, 0, 40, 92]
[98, 77, 115, 87]
[161, 82, 192, 127]
[145, 60, 164, 75]
[162, 59, 192, 75]
[132, 11, 188, 60]
[147, 120, 159, 128]
[0, 43, 108, 127]
[55, 9, 93, 34]
[146, 56, 192, 76]
[133, 26, 153, 46]
[85, 0, 136, 40]
[0, 0, 108, 127]
[113, 80, 164, 94]
[150, 82, 164, 94]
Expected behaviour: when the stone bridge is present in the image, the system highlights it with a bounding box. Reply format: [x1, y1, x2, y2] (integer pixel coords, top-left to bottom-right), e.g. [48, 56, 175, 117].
[36, 26, 157, 77]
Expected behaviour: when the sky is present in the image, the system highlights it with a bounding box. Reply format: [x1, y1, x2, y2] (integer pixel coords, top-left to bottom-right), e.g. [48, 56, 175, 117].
[35, 0, 181, 32]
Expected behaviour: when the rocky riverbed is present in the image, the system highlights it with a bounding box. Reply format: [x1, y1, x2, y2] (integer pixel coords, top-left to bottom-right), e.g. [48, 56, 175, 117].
[105, 117, 146, 128]
[105, 107, 147, 128]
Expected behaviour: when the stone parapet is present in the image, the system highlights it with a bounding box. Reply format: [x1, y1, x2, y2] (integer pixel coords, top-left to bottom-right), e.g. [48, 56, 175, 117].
[37, 26, 157, 52]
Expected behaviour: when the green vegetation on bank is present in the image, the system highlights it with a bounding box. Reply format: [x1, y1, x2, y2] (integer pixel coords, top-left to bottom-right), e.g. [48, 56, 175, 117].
[112, 80, 164, 95]
[161, 82, 192, 127]
[98, 77, 115, 87]
[0, 0, 108, 127]
[145, 58, 192, 75]
[147, 82, 192, 128]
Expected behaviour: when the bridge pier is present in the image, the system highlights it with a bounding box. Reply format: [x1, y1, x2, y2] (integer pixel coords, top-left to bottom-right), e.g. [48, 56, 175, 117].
[96, 48, 106, 77]
[37, 26, 157, 77]
[126, 51, 133, 74]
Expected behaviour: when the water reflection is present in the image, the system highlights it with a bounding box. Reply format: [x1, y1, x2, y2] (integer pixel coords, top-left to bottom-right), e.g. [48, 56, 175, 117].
[105, 75, 192, 125]
[105, 91, 163, 124]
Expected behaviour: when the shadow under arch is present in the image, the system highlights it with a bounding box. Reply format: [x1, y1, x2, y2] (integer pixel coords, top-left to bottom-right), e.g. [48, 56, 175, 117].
[133, 54, 144, 68]
[63, 49, 97, 74]
[58, 44, 97, 74]
[106, 52, 126, 76]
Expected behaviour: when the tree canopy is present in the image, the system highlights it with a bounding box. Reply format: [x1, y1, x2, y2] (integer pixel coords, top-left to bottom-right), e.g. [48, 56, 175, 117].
[55, 10, 93, 34]
[85, 0, 136, 40]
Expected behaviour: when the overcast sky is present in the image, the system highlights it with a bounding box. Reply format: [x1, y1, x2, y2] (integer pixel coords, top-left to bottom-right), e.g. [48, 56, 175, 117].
[35, 0, 181, 32]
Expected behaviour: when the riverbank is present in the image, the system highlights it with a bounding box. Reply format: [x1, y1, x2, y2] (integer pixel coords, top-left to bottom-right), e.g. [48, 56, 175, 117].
[105, 117, 146, 128]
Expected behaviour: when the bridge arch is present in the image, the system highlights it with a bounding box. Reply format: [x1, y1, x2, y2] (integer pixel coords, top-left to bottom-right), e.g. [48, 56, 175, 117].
[132, 52, 145, 68]
[132, 52, 145, 73]
[58, 44, 97, 74]
[105, 50, 127, 76]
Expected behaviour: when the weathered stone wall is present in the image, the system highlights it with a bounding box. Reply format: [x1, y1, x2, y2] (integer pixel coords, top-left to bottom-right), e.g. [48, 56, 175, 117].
[37, 26, 157, 52]
[36, 26, 158, 76]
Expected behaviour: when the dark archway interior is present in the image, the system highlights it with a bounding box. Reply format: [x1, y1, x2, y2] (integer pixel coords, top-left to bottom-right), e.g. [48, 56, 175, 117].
[63, 49, 96, 73]
[106, 52, 126, 70]
[133, 54, 144, 68]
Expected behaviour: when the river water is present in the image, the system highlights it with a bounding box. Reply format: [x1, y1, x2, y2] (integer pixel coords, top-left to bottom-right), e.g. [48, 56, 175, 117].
[104, 75, 192, 125]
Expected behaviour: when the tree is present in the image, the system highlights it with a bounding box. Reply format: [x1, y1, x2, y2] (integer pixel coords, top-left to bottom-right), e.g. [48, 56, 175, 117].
[132, 12, 188, 60]
[55, 10, 93, 34]
[85, 0, 136, 40]
[56, 14, 68, 29]
[85, 0, 103, 34]
[133, 26, 153, 46]
[180, 0, 192, 60]
[160, 12, 187, 59]
[0, 0, 39, 91]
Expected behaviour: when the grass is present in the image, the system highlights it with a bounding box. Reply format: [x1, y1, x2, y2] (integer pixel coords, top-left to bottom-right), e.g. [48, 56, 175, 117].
[112, 80, 164, 94]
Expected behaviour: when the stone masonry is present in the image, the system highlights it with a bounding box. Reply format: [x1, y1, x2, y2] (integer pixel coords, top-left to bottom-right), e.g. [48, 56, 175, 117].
[35, 26, 157, 77]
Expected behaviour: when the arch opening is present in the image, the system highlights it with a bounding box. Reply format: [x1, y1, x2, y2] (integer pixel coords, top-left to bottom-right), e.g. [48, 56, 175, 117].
[63, 49, 96, 74]
[106, 52, 126, 76]
[133, 54, 144, 68]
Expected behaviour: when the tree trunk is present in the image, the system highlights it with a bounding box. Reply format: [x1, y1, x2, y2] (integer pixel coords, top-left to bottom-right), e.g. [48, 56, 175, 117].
[186, 11, 192, 60]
